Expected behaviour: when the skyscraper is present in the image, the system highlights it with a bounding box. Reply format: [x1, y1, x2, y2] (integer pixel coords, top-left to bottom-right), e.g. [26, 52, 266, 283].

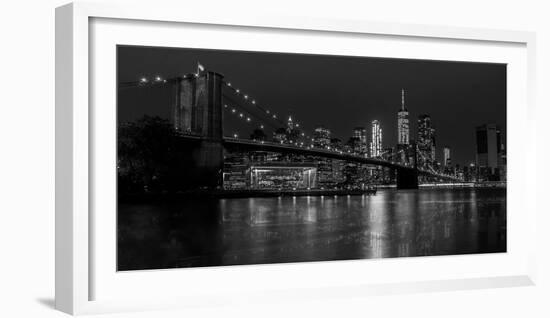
[417, 114, 436, 169]
[476, 123, 503, 180]
[397, 89, 409, 145]
[285, 116, 300, 144]
[313, 126, 331, 149]
[443, 146, 451, 166]
[353, 127, 368, 155]
[370, 120, 382, 158]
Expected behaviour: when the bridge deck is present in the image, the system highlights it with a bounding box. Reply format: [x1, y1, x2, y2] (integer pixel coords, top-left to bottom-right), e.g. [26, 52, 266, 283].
[176, 134, 461, 181]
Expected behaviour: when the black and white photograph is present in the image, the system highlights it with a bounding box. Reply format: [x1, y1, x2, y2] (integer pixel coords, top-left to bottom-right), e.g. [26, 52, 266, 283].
[116, 45, 507, 271]
[7, 0, 550, 317]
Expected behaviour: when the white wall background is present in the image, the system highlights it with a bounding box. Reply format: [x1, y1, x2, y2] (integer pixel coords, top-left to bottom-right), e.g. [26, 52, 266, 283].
[0, 0, 548, 317]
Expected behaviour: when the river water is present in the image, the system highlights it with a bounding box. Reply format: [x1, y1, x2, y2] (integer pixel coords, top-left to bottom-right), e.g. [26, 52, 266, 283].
[117, 188, 506, 271]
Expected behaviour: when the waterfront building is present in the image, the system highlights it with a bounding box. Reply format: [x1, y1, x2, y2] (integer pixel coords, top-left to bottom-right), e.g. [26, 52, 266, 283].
[249, 162, 317, 189]
[313, 126, 331, 149]
[272, 127, 287, 144]
[370, 120, 382, 158]
[316, 157, 334, 188]
[331, 159, 345, 185]
[475, 123, 504, 181]
[417, 114, 436, 169]
[347, 136, 362, 155]
[223, 151, 251, 189]
[330, 138, 343, 152]
[443, 146, 451, 166]
[285, 116, 301, 145]
[382, 147, 394, 162]
[353, 127, 368, 155]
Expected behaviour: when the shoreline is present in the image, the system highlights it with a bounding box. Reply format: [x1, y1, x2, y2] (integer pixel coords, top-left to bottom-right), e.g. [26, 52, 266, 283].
[119, 184, 505, 203]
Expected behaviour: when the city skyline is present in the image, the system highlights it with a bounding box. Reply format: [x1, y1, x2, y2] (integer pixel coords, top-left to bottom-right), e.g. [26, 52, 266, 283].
[116, 45, 507, 271]
[118, 45, 506, 166]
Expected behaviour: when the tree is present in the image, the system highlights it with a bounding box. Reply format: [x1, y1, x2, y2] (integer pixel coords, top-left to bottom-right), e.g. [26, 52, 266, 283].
[118, 116, 178, 194]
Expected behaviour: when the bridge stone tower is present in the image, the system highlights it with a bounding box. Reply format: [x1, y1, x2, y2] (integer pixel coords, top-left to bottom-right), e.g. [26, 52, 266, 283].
[396, 167, 418, 189]
[172, 71, 224, 188]
[396, 141, 419, 189]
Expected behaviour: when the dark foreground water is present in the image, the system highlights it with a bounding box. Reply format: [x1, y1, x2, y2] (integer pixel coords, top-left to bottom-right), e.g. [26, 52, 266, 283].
[118, 188, 506, 271]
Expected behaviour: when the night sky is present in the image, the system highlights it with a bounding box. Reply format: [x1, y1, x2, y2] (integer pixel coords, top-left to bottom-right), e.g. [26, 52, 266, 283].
[118, 45, 506, 166]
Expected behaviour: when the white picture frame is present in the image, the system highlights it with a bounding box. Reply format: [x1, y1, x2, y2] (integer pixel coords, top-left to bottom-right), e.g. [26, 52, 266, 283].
[55, 2, 537, 315]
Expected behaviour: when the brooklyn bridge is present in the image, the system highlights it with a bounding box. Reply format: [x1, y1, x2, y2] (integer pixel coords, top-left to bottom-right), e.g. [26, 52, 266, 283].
[120, 67, 462, 190]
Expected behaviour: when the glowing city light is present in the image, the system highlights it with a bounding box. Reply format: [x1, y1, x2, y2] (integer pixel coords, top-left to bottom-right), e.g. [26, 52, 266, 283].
[244, 95, 248, 99]
[155, 76, 162, 82]
[232, 109, 236, 113]
[236, 89, 240, 93]
[140, 77, 148, 83]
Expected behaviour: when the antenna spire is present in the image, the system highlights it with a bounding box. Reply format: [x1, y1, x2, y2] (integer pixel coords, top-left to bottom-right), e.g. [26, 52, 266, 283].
[401, 89, 405, 111]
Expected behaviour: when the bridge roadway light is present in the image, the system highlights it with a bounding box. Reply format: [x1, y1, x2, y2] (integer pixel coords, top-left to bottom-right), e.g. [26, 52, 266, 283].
[140, 77, 148, 83]
[155, 76, 162, 82]
[244, 95, 248, 99]
[236, 89, 240, 93]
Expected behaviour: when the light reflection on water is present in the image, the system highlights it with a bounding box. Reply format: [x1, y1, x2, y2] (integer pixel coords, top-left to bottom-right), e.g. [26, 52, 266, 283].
[117, 188, 506, 271]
